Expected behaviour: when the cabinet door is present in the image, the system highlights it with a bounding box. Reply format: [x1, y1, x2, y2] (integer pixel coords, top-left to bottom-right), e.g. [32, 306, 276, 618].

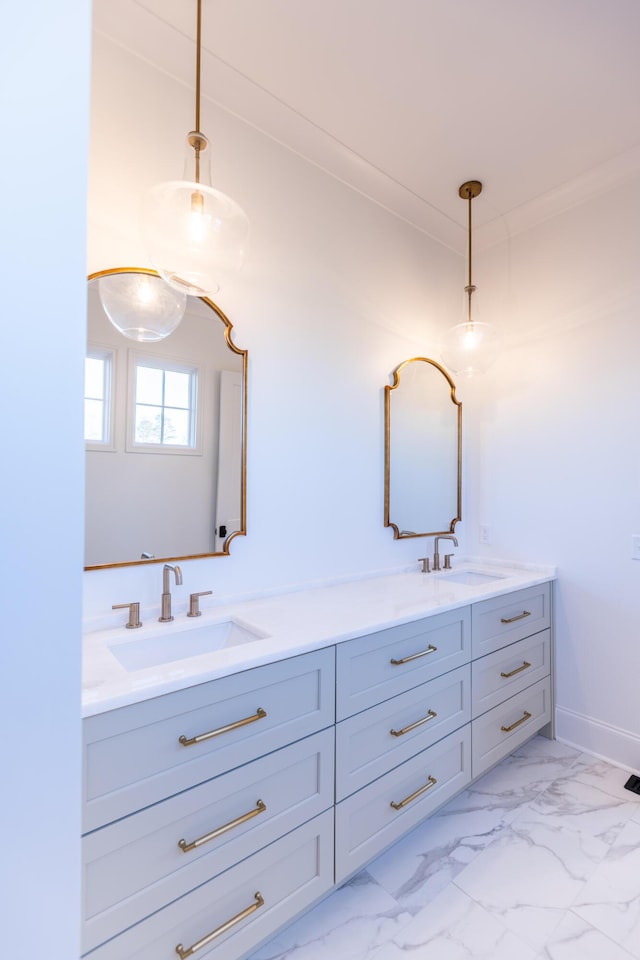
[336, 665, 470, 800]
[83, 728, 335, 953]
[472, 630, 550, 718]
[83, 648, 335, 832]
[85, 810, 334, 960]
[335, 727, 471, 883]
[472, 583, 550, 658]
[336, 607, 471, 720]
[472, 677, 551, 778]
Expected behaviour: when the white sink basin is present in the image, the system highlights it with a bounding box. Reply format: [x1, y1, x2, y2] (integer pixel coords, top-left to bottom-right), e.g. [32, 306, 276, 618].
[108, 619, 268, 672]
[438, 570, 506, 586]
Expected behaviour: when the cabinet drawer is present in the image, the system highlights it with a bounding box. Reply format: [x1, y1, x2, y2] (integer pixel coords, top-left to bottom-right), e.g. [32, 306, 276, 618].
[83, 648, 335, 832]
[85, 809, 334, 960]
[336, 665, 470, 801]
[472, 630, 550, 718]
[336, 608, 471, 720]
[472, 677, 551, 778]
[82, 728, 334, 954]
[335, 726, 471, 882]
[472, 583, 551, 658]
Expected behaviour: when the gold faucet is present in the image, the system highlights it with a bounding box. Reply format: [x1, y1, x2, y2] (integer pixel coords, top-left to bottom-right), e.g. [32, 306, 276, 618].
[433, 535, 458, 571]
[159, 563, 183, 622]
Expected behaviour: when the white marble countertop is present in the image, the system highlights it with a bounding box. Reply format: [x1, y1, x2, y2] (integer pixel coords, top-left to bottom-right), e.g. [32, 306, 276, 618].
[82, 559, 556, 718]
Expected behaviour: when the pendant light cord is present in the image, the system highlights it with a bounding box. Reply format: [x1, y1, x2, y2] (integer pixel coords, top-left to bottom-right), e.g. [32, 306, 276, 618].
[466, 192, 473, 322]
[195, 0, 202, 134]
[459, 182, 481, 323]
[192, 0, 203, 185]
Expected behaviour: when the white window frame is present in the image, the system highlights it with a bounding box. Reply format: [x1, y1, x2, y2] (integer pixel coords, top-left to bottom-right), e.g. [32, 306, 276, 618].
[126, 350, 203, 456]
[85, 344, 116, 451]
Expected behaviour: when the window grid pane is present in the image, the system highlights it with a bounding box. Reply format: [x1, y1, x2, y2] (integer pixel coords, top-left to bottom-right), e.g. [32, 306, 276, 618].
[85, 353, 112, 443]
[133, 360, 196, 448]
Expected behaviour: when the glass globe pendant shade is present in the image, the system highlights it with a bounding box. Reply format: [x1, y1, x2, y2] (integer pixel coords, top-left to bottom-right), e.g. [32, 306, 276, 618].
[439, 318, 502, 378]
[141, 133, 249, 298]
[98, 272, 187, 342]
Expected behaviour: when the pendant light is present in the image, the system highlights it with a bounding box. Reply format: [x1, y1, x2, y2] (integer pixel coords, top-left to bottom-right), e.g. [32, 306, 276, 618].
[440, 180, 501, 377]
[98, 270, 187, 342]
[140, 0, 249, 298]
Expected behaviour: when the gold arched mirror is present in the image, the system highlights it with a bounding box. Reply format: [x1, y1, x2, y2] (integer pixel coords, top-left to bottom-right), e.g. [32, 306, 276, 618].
[385, 357, 461, 538]
[85, 268, 247, 569]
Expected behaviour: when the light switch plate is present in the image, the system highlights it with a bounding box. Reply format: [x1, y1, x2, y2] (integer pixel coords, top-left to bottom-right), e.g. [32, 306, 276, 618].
[632, 535, 640, 560]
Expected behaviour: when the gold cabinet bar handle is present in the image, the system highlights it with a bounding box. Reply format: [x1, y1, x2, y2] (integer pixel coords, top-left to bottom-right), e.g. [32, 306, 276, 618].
[178, 800, 267, 853]
[390, 644, 437, 666]
[179, 708, 267, 747]
[390, 709, 437, 738]
[175, 892, 264, 958]
[500, 610, 531, 624]
[500, 661, 531, 679]
[390, 775, 437, 810]
[501, 710, 532, 733]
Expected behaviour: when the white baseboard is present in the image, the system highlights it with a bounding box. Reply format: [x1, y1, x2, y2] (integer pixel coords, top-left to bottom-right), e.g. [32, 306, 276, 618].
[556, 706, 640, 773]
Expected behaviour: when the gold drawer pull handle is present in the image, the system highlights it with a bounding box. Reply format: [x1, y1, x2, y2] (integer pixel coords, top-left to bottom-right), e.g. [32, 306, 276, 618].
[390, 644, 437, 666]
[500, 610, 531, 624]
[500, 661, 531, 679]
[178, 800, 267, 853]
[390, 774, 437, 810]
[390, 709, 437, 738]
[179, 708, 267, 747]
[175, 892, 264, 958]
[501, 710, 532, 733]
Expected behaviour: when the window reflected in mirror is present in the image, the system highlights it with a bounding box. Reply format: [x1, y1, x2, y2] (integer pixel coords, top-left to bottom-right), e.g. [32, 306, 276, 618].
[385, 357, 461, 538]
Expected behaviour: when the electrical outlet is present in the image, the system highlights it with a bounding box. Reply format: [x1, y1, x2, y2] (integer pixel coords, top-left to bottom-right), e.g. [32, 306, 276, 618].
[632, 535, 640, 560]
[479, 524, 490, 544]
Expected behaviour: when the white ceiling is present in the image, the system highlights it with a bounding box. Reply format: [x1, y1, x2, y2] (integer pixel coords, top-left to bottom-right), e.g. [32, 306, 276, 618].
[93, 0, 640, 252]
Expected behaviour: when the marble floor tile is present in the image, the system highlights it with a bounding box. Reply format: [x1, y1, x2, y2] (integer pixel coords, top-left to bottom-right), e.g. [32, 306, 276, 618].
[450, 735, 582, 824]
[572, 819, 640, 959]
[572, 755, 640, 805]
[247, 870, 411, 960]
[366, 790, 507, 913]
[247, 738, 640, 960]
[370, 883, 539, 960]
[453, 786, 615, 951]
[521, 775, 638, 848]
[536, 912, 637, 960]
[365, 736, 582, 917]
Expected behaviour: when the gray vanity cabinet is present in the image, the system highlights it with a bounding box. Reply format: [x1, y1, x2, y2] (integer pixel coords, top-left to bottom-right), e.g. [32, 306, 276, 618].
[470, 583, 552, 777]
[334, 608, 473, 882]
[334, 582, 552, 883]
[82, 648, 336, 959]
[82, 580, 552, 960]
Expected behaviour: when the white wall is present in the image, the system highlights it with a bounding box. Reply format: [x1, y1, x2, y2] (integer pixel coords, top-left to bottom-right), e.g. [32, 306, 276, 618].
[467, 178, 640, 768]
[84, 32, 465, 623]
[0, 1, 90, 956]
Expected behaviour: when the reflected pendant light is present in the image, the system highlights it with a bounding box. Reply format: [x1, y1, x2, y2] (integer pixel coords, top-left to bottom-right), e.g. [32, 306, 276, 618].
[98, 271, 187, 342]
[440, 180, 501, 377]
[140, 0, 249, 298]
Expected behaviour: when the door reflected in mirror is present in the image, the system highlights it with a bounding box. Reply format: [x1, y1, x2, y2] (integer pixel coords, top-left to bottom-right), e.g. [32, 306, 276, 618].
[385, 357, 461, 538]
[85, 268, 246, 569]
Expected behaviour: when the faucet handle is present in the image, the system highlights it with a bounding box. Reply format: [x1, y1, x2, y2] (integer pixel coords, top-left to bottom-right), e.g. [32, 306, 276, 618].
[443, 554, 454, 570]
[187, 590, 213, 618]
[417, 557, 431, 574]
[112, 601, 142, 629]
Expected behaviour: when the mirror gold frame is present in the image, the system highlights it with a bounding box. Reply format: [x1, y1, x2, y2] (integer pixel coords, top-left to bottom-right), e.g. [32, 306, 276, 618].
[384, 357, 461, 539]
[85, 267, 247, 570]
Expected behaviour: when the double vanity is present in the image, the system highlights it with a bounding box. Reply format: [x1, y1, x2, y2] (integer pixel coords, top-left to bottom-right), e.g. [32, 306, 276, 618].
[82, 561, 554, 960]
